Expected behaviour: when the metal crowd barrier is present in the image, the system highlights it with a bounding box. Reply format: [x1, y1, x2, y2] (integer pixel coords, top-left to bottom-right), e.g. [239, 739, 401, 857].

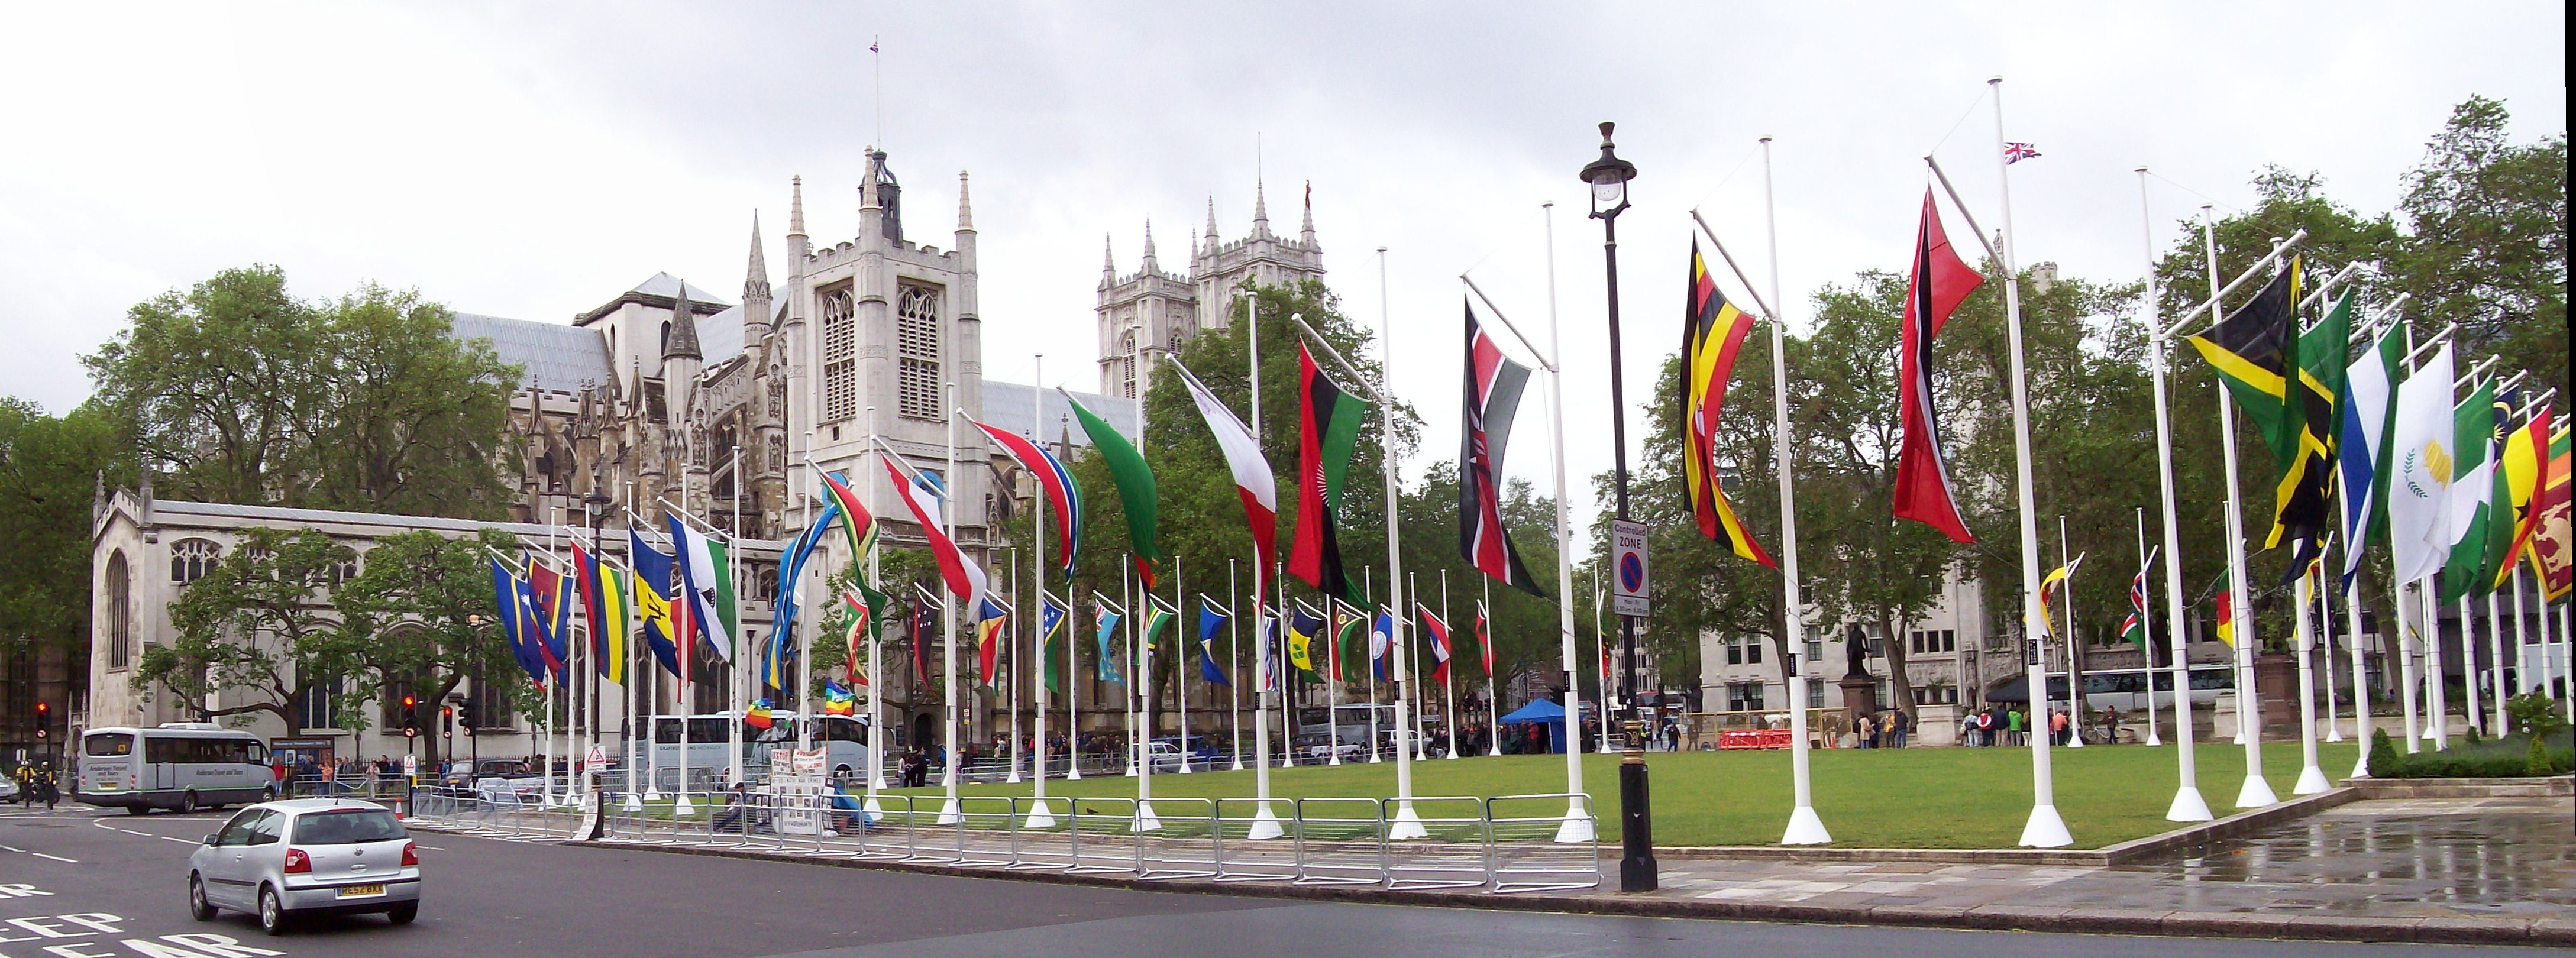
[415, 782, 1601, 895]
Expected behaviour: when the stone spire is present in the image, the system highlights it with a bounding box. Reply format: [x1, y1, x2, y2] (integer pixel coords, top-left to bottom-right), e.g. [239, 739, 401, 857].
[788, 176, 806, 238]
[1204, 196, 1220, 254]
[744, 212, 771, 305]
[1300, 180, 1316, 246]
[1100, 234, 1116, 287]
[1140, 218, 1158, 272]
[1252, 176, 1271, 238]
[955, 170, 974, 232]
[664, 282, 701, 360]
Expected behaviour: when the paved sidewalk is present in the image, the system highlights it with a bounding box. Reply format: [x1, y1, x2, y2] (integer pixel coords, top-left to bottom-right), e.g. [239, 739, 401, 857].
[421, 793, 2575, 946]
[1634, 797, 2573, 944]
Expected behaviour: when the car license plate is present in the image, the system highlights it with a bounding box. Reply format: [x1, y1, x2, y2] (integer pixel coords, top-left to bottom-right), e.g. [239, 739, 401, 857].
[337, 884, 387, 898]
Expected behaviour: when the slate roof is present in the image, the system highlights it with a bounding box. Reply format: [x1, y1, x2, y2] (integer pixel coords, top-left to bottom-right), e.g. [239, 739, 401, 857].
[450, 312, 612, 393]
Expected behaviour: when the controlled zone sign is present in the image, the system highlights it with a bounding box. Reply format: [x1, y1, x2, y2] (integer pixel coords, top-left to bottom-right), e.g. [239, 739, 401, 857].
[1611, 519, 1650, 616]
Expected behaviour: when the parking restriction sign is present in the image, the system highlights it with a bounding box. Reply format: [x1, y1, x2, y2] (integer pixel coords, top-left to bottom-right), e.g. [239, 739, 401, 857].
[1611, 519, 1650, 616]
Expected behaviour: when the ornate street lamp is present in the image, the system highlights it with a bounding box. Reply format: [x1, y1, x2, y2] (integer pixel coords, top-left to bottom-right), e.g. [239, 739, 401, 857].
[1580, 121, 1654, 892]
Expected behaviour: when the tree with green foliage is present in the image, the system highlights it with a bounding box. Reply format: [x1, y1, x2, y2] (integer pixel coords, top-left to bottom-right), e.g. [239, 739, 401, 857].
[0, 400, 124, 661]
[2389, 95, 2568, 403]
[331, 528, 531, 770]
[132, 528, 361, 730]
[85, 266, 520, 519]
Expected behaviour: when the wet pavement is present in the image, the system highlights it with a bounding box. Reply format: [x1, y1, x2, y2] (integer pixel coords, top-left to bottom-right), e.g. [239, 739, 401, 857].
[1649, 797, 2575, 922]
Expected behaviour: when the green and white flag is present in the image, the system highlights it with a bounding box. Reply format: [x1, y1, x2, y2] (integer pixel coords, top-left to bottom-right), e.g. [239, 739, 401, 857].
[669, 514, 737, 662]
[1062, 388, 1161, 589]
[2439, 377, 2497, 604]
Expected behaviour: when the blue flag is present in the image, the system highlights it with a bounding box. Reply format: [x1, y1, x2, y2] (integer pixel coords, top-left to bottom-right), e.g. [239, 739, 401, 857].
[1197, 600, 1230, 686]
[489, 558, 548, 685]
[1371, 609, 1397, 682]
[630, 531, 683, 679]
[1094, 606, 1124, 684]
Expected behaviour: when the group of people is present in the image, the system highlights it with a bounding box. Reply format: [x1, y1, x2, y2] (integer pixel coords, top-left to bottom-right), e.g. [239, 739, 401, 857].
[9, 762, 60, 808]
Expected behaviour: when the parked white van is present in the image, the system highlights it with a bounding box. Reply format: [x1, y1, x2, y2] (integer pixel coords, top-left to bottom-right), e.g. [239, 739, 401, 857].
[79, 723, 279, 814]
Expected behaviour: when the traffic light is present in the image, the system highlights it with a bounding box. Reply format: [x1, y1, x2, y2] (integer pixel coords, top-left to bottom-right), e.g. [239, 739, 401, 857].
[400, 694, 421, 737]
[33, 702, 47, 739]
[441, 707, 454, 737]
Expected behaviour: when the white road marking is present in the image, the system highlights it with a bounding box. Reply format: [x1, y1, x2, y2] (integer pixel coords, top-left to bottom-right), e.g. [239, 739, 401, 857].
[31, 852, 76, 862]
[159, 836, 199, 844]
[118, 828, 151, 836]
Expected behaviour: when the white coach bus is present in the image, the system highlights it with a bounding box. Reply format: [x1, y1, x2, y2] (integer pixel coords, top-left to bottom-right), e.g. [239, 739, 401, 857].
[76, 723, 279, 814]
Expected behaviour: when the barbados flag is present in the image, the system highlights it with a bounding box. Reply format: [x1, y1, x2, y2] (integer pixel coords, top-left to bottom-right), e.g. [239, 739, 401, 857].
[631, 530, 682, 678]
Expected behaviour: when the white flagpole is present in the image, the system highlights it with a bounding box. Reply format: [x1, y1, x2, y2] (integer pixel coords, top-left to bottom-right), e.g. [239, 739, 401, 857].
[2138, 170, 2210, 821]
[1442, 569, 1459, 760]
[1133, 568, 1161, 831]
[2292, 561, 2331, 794]
[2399, 580, 2424, 753]
[1374, 244, 1423, 842]
[1007, 549, 1023, 784]
[2511, 562, 2533, 696]
[2487, 590, 2509, 736]
[545, 517, 561, 806]
[2424, 584, 2448, 749]
[2137, 509, 2163, 747]
[1230, 562, 1245, 772]
[2345, 552, 2375, 779]
[1027, 357, 1056, 828]
[724, 449, 745, 792]
[1411, 571, 1431, 762]
[1365, 568, 1382, 764]
[2462, 595, 2483, 739]
[864, 406, 888, 813]
[2203, 207, 2278, 809]
[2060, 516, 2084, 749]
[1124, 559, 1140, 778]
[2320, 559, 2342, 744]
[1987, 77, 2073, 846]
[1541, 202, 1591, 842]
[1484, 582, 1501, 757]
[938, 386, 964, 826]
[1594, 573, 1611, 755]
[1758, 138, 1827, 843]
[1177, 558, 1191, 775]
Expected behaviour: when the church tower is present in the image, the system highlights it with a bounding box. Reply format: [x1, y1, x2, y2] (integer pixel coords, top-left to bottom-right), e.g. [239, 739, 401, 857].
[1097, 177, 1326, 396]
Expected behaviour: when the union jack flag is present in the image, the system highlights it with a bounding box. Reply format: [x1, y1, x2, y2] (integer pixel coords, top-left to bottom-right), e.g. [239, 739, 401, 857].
[2003, 141, 2042, 164]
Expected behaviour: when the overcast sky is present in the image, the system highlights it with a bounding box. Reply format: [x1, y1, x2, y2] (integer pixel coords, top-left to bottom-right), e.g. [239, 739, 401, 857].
[3, 2, 2562, 536]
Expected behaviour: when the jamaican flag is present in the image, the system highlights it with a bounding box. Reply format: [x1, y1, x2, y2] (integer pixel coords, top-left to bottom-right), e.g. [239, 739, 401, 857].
[2276, 286, 2350, 565]
[2185, 257, 2323, 549]
[1288, 342, 1370, 603]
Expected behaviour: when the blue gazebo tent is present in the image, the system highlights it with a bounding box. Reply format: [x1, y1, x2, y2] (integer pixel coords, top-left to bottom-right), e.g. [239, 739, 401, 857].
[1498, 698, 1568, 754]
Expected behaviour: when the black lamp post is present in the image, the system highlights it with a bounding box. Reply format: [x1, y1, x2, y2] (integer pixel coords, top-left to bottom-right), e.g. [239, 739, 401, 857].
[1581, 121, 1655, 892]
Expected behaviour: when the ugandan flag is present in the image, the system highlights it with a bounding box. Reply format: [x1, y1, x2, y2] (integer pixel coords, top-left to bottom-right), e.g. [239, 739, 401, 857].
[1289, 343, 1369, 603]
[1682, 241, 1774, 566]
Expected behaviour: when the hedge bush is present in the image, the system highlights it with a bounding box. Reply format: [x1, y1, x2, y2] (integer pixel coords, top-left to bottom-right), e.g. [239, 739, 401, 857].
[2368, 726, 2574, 778]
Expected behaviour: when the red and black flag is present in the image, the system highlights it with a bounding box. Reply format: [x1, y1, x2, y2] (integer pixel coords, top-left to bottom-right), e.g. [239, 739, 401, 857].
[1893, 189, 1984, 543]
[1462, 302, 1546, 595]
[1288, 342, 1369, 603]
[1682, 241, 1774, 567]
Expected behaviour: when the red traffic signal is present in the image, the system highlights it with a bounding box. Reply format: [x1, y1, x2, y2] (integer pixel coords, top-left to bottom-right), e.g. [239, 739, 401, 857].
[402, 694, 417, 709]
[33, 702, 47, 717]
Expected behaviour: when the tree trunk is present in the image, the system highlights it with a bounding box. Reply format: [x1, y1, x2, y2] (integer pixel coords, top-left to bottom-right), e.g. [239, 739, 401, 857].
[1877, 611, 1918, 721]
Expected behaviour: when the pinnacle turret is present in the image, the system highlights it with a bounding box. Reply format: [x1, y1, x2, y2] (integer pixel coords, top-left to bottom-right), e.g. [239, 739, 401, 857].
[788, 176, 806, 238]
[664, 283, 701, 361]
[1252, 177, 1271, 238]
[744, 212, 771, 306]
[956, 170, 974, 232]
[1141, 218, 1158, 271]
[1300, 181, 1316, 246]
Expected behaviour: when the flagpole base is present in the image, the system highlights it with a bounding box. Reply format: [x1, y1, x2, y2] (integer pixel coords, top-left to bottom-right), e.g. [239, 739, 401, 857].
[2067, 736, 2084, 749]
[620, 792, 644, 813]
[1780, 805, 1832, 846]
[936, 797, 962, 826]
[1067, 767, 1083, 781]
[1006, 771, 1023, 784]
[2292, 764, 2331, 795]
[1247, 801, 1284, 840]
[1132, 801, 1162, 833]
[2145, 731, 2162, 746]
[2165, 784, 2214, 822]
[644, 788, 664, 801]
[1023, 799, 1057, 830]
[2235, 773, 2279, 810]
[2349, 757, 2371, 780]
[673, 795, 696, 817]
[2018, 803, 2074, 848]
[2325, 727, 2344, 743]
[862, 795, 884, 817]
[1178, 763, 1192, 774]
[1229, 758, 1245, 771]
[1552, 800, 1595, 844]
[1388, 802, 1429, 840]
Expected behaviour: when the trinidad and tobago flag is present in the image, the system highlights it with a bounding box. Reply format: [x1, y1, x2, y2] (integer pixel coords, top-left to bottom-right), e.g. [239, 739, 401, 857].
[1892, 187, 1984, 543]
[1461, 302, 1545, 596]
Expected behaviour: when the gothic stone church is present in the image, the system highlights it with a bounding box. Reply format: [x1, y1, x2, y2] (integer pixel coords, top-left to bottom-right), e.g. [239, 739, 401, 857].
[86, 150, 1324, 769]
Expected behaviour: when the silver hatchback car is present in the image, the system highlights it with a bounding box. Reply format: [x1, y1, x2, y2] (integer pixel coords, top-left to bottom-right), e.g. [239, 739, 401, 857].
[187, 798, 421, 934]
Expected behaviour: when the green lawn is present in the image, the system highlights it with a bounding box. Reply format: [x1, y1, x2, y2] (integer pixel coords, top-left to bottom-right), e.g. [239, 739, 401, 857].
[886, 741, 2363, 850]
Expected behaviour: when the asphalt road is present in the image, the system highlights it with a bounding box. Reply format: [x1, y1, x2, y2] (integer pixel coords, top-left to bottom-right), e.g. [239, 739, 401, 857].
[0, 804, 2546, 958]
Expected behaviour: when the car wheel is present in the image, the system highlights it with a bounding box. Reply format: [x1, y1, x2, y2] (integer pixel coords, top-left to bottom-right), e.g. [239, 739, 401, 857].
[188, 874, 216, 921]
[387, 903, 418, 925]
[257, 885, 287, 936]
[177, 791, 198, 815]
[125, 805, 149, 816]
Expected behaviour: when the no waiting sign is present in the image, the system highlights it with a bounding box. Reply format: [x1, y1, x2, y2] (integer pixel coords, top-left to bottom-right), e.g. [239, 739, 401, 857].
[1611, 519, 1649, 616]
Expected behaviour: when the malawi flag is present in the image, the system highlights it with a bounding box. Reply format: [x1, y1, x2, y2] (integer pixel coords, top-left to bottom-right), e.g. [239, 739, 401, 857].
[1290, 344, 1368, 602]
[1462, 303, 1549, 594]
[1172, 358, 1279, 603]
[1062, 388, 1159, 588]
[1680, 244, 1775, 566]
[1893, 189, 1984, 543]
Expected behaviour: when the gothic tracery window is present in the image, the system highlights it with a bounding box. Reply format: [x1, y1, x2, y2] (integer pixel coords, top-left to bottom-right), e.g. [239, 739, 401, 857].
[822, 287, 856, 422]
[106, 552, 131, 669]
[170, 538, 220, 584]
[897, 284, 943, 420]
